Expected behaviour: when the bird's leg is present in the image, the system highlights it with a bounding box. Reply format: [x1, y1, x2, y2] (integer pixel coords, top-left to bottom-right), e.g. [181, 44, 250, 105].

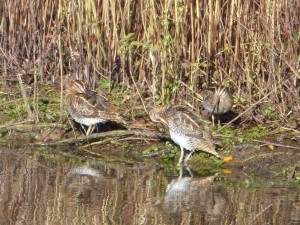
[217, 116, 221, 127]
[179, 166, 193, 180]
[86, 125, 95, 136]
[79, 124, 87, 135]
[178, 165, 183, 180]
[178, 146, 185, 165]
[186, 166, 194, 178]
[90, 125, 96, 134]
[212, 114, 221, 127]
[184, 150, 195, 164]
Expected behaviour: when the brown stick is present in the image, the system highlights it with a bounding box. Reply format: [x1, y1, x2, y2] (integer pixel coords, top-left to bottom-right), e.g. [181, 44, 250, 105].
[32, 128, 162, 146]
[17, 73, 34, 120]
[214, 134, 300, 151]
[0, 123, 68, 133]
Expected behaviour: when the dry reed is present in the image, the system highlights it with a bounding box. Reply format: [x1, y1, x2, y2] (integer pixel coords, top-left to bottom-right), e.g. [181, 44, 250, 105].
[0, 0, 299, 123]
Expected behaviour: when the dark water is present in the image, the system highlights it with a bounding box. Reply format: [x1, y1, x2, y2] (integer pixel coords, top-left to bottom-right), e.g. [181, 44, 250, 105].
[0, 147, 299, 225]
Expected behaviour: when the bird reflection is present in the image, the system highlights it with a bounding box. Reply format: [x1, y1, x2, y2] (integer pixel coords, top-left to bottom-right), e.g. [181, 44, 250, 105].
[163, 166, 227, 222]
[64, 165, 101, 204]
[166, 167, 195, 196]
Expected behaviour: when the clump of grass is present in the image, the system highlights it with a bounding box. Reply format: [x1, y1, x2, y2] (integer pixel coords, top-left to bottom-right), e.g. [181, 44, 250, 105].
[0, 83, 63, 124]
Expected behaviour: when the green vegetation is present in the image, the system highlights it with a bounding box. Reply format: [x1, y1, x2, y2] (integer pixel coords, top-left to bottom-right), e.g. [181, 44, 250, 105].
[99, 78, 118, 90]
[293, 161, 300, 187]
[142, 141, 178, 162]
[245, 126, 269, 139]
[0, 84, 65, 124]
[295, 172, 300, 186]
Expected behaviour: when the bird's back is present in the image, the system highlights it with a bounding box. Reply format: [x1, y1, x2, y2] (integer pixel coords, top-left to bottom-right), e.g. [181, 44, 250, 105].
[165, 105, 218, 156]
[165, 105, 207, 136]
[65, 80, 125, 125]
[202, 87, 233, 115]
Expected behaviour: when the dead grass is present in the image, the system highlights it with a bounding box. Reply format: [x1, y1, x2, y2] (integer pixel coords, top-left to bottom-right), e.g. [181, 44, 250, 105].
[0, 0, 299, 124]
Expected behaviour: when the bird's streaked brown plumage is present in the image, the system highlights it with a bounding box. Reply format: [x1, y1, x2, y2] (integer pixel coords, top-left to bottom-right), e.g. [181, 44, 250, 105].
[202, 86, 233, 125]
[149, 105, 219, 165]
[65, 80, 126, 135]
[202, 86, 233, 115]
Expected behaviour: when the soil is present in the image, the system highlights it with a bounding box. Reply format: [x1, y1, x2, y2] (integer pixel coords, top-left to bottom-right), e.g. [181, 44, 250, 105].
[0, 119, 299, 182]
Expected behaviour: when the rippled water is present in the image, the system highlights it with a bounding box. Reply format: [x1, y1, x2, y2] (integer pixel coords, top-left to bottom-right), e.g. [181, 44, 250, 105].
[0, 147, 299, 225]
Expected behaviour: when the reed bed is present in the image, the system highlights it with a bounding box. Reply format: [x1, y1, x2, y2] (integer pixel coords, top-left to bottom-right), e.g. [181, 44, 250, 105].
[0, 0, 299, 123]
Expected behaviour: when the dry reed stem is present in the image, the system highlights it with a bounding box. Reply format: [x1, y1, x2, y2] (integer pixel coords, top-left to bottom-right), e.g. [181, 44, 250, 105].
[12, 74, 34, 120]
[0, 0, 298, 123]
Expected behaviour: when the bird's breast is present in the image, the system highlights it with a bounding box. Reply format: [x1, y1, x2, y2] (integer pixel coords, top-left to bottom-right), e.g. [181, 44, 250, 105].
[69, 110, 105, 126]
[170, 131, 191, 151]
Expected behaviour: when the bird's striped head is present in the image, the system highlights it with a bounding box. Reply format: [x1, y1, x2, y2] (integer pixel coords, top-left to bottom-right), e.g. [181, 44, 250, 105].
[70, 80, 86, 94]
[148, 106, 168, 125]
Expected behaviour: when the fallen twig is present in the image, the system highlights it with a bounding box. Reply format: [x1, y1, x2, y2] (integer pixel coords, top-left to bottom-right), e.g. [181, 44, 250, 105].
[251, 138, 300, 151]
[287, 164, 297, 181]
[144, 148, 175, 157]
[33, 128, 163, 147]
[0, 122, 67, 133]
[214, 134, 300, 150]
[251, 204, 273, 222]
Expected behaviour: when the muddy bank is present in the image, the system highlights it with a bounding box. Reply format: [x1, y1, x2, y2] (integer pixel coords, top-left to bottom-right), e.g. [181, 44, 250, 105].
[0, 121, 299, 182]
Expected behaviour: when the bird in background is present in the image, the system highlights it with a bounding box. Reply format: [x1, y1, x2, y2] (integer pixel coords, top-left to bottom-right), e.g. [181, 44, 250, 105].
[201, 86, 233, 126]
[149, 105, 220, 165]
[65, 79, 126, 135]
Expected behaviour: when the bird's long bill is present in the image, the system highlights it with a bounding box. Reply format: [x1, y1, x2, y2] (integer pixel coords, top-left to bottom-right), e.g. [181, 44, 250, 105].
[113, 115, 127, 125]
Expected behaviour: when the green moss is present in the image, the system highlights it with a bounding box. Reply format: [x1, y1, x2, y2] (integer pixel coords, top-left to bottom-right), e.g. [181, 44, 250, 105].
[246, 125, 269, 138]
[187, 152, 223, 174]
[0, 84, 64, 123]
[99, 78, 118, 90]
[161, 148, 178, 161]
[259, 103, 278, 120]
[295, 173, 300, 186]
[142, 145, 159, 155]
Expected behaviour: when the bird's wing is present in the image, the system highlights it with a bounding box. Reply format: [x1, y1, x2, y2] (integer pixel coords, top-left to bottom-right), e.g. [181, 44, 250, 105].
[170, 105, 205, 130]
[85, 90, 119, 113]
[71, 93, 99, 117]
[169, 105, 213, 139]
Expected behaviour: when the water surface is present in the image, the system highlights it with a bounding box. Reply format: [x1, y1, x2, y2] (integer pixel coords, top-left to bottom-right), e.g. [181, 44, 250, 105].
[0, 147, 299, 225]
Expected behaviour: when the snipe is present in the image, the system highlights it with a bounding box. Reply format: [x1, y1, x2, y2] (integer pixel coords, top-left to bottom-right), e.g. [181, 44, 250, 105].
[201, 86, 233, 125]
[65, 80, 126, 135]
[149, 105, 220, 165]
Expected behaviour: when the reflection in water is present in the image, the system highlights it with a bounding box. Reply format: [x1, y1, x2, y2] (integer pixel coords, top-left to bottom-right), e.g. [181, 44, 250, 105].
[162, 167, 227, 224]
[0, 148, 299, 225]
[64, 166, 101, 204]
